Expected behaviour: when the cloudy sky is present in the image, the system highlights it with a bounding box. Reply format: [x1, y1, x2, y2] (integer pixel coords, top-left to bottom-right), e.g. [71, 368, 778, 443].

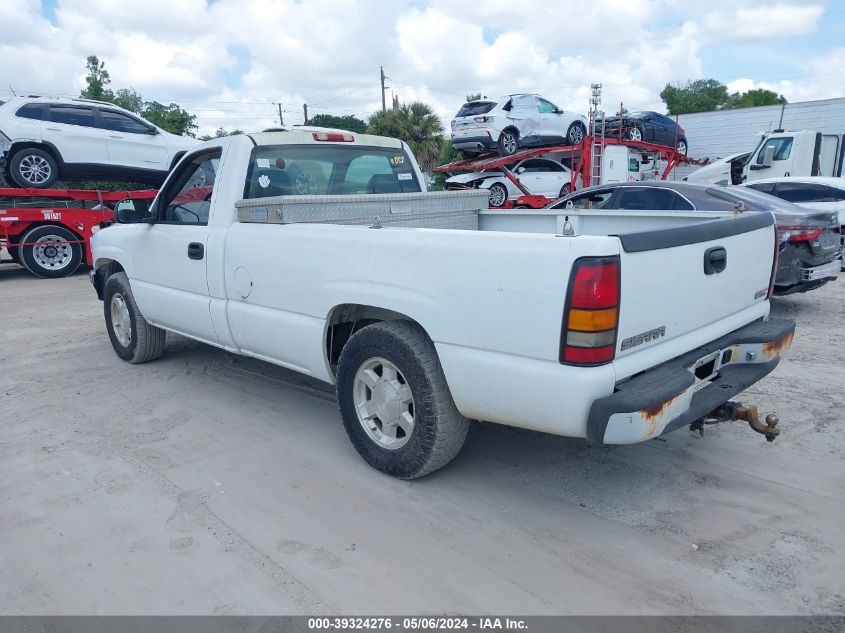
[1, 0, 843, 136]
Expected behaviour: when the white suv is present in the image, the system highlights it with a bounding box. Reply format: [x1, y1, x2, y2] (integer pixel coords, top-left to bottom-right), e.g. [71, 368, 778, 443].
[450, 94, 587, 158]
[0, 96, 198, 188]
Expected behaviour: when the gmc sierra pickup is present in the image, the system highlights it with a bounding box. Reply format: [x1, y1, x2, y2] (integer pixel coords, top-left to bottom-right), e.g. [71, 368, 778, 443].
[90, 128, 794, 478]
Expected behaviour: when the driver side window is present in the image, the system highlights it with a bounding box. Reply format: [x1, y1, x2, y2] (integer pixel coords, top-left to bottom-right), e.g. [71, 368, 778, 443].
[161, 150, 220, 225]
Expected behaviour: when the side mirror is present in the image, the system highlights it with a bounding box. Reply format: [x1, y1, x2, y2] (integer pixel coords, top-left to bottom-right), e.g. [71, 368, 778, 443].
[147, 127, 160, 135]
[516, 166, 526, 174]
[762, 145, 775, 167]
[116, 200, 155, 224]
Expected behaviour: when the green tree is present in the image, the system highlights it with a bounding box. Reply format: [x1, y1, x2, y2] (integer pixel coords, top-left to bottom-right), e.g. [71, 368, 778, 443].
[660, 79, 730, 115]
[141, 101, 197, 137]
[367, 102, 444, 172]
[80, 55, 114, 102]
[725, 89, 787, 110]
[430, 140, 461, 190]
[112, 87, 144, 113]
[308, 113, 367, 133]
[465, 92, 484, 102]
[198, 127, 244, 141]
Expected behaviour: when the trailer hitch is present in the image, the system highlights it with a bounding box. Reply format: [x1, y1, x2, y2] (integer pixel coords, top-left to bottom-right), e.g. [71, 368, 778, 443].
[691, 401, 780, 442]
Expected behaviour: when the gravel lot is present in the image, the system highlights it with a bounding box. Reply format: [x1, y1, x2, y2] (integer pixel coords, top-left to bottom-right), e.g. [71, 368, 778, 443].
[1, 262, 843, 615]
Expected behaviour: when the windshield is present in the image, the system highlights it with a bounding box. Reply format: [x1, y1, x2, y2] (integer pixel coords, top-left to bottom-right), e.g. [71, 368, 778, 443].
[244, 144, 422, 199]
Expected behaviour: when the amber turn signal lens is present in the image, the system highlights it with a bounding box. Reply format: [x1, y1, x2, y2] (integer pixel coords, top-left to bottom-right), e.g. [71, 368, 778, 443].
[567, 308, 618, 332]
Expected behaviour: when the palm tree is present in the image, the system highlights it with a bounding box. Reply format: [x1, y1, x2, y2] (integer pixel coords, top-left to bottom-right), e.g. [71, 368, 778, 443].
[367, 102, 444, 173]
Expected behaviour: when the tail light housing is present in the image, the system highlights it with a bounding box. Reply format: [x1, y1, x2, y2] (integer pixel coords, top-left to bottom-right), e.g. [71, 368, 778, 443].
[560, 256, 620, 366]
[777, 226, 821, 243]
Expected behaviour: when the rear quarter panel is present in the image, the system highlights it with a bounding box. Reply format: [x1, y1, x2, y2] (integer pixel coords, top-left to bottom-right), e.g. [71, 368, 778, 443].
[223, 223, 622, 436]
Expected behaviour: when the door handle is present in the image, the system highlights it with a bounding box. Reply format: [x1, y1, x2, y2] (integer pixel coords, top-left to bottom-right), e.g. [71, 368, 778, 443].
[46, 127, 61, 131]
[108, 135, 123, 139]
[187, 242, 204, 260]
[704, 246, 727, 275]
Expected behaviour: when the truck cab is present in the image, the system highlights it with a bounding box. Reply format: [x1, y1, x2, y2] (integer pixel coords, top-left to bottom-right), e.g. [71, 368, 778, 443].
[744, 130, 844, 183]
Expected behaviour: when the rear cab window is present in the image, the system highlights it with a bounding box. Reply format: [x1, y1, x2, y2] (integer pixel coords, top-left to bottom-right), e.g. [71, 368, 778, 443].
[455, 102, 496, 117]
[244, 144, 422, 199]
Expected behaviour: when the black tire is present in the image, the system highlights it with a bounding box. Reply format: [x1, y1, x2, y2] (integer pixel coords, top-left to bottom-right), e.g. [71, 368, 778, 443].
[497, 129, 519, 157]
[18, 225, 82, 278]
[566, 122, 586, 145]
[336, 320, 469, 479]
[103, 272, 166, 364]
[7, 244, 20, 263]
[558, 183, 571, 198]
[10, 147, 59, 188]
[677, 137, 688, 155]
[487, 182, 508, 208]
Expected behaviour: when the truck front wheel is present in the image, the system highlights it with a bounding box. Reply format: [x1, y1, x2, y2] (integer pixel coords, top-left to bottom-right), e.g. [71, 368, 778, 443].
[336, 320, 469, 479]
[103, 272, 166, 364]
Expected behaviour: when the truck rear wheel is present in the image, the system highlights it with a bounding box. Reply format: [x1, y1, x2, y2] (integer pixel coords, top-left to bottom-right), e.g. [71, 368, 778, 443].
[18, 225, 82, 278]
[103, 272, 166, 364]
[336, 320, 469, 479]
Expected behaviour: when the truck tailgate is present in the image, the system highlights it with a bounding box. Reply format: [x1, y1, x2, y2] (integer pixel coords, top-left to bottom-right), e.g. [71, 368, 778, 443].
[612, 212, 776, 380]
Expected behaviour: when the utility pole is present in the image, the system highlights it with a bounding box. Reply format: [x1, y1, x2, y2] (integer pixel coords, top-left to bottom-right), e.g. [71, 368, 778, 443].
[277, 103, 284, 127]
[303, 103, 308, 125]
[380, 66, 387, 112]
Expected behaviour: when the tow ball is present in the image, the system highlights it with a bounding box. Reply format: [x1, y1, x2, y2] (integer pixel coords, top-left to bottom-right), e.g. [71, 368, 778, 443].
[690, 401, 780, 442]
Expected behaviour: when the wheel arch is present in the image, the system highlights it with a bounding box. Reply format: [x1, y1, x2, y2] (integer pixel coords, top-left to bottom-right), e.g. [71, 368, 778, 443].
[323, 303, 432, 379]
[92, 258, 126, 300]
[500, 125, 520, 139]
[8, 141, 64, 167]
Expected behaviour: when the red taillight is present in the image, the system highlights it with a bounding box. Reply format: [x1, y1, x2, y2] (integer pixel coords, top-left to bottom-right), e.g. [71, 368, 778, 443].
[569, 262, 619, 309]
[561, 257, 621, 366]
[312, 132, 354, 142]
[777, 226, 821, 242]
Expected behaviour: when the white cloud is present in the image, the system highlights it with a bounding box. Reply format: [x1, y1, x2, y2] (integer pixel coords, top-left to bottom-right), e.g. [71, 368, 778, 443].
[0, 0, 838, 136]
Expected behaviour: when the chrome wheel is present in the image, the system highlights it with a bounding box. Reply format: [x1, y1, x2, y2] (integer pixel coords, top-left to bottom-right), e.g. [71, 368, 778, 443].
[628, 127, 642, 141]
[568, 124, 584, 144]
[488, 184, 507, 207]
[677, 140, 687, 155]
[353, 357, 415, 450]
[501, 132, 517, 154]
[32, 234, 73, 270]
[110, 293, 132, 348]
[19, 154, 52, 185]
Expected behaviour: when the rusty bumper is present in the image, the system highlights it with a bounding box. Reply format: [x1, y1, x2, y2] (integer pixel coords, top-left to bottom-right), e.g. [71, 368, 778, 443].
[587, 318, 795, 445]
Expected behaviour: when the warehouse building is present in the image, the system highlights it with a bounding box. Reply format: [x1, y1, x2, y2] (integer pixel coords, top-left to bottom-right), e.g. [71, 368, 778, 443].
[671, 96, 845, 179]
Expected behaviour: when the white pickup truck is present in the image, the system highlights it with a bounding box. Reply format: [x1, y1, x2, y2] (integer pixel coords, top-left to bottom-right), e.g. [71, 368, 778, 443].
[90, 128, 795, 478]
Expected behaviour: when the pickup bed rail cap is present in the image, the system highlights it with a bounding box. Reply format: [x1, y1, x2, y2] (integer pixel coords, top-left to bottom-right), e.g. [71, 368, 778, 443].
[614, 211, 774, 253]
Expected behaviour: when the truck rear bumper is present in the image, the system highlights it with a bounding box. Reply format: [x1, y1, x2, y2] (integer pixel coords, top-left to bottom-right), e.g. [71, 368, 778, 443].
[587, 318, 795, 445]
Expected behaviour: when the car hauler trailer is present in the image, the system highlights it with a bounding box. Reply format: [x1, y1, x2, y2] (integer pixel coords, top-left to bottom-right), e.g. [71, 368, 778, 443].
[435, 109, 708, 209]
[0, 187, 157, 278]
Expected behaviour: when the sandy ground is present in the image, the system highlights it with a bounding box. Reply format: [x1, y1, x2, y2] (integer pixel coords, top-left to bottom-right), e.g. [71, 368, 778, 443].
[0, 262, 843, 616]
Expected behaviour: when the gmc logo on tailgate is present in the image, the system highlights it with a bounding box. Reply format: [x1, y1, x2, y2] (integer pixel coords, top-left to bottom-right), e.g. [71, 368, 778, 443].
[621, 326, 666, 351]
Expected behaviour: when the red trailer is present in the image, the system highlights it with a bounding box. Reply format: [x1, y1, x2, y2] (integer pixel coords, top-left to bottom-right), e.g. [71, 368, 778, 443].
[0, 187, 157, 278]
